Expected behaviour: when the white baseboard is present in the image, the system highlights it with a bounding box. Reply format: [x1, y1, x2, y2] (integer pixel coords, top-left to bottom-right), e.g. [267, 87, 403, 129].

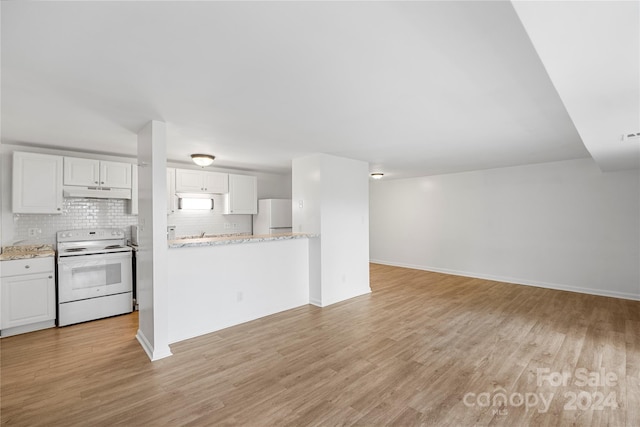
[309, 297, 323, 307]
[318, 288, 372, 307]
[136, 329, 173, 361]
[370, 259, 640, 302]
[0, 320, 55, 337]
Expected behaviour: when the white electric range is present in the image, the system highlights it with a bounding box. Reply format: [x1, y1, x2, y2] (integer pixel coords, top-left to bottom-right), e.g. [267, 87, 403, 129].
[56, 228, 133, 326]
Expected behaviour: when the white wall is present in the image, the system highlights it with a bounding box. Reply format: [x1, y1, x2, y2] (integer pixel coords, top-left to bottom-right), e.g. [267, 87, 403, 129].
[167, 238, 310, 343]
[370, 158, 640, 300]
[293, 154, 371, 306]
[255, 171, 292, 200]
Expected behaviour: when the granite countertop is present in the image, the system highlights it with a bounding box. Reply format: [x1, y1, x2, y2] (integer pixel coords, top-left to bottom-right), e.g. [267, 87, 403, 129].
[168, 232, 317, 249]
[0, 244, 56, 261]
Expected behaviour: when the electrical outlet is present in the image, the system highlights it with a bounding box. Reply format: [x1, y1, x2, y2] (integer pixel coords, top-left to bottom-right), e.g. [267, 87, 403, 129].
[28, 228, 40, 237]
[224, 223, 231, 229]
[232, 223, 238, 229]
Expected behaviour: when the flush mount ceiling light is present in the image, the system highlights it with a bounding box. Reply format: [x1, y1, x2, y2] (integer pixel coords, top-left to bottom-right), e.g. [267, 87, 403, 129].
[621, 132, 640, 142]
[191, 154, 215, 167]
[370, 173, 384, 180]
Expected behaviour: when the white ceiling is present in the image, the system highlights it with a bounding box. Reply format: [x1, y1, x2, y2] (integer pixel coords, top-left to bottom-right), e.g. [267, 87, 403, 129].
[1, 1, 635, 178]
[512, 0, 639, 173]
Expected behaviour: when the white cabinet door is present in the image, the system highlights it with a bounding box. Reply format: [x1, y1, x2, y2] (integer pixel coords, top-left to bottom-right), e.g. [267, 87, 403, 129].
[100, 161, 132, 189]
[203, 172, 228, 194]
[175, 169, 204, 192]
[13, 152, 63, 214]
[175, 169, 228, 194]
[225, 174, 257, 214]
[64, 157, 100, 186]
[64, 158, 131, 189]
[167, 168, 176, 213]
[1, 273, 55, 329]
[129, 165, 138, 215]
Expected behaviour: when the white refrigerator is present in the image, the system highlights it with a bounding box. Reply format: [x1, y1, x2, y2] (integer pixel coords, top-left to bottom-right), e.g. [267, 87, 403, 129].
[253, 199, 293, 235]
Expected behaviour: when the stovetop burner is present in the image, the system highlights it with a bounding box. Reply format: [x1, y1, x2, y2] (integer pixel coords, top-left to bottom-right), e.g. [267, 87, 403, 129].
[104, 245, 124, 250]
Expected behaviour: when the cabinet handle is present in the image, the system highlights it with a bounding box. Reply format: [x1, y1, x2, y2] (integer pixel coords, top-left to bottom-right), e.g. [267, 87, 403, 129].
[48, 276, 53, 279]
[101, 181, 104, 184]
[95, 181, 99, 184]
[57, 207, 61, 211]
[25, 265, 30, 269]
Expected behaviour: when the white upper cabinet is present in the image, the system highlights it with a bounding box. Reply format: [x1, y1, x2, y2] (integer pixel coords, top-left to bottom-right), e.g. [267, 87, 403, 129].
[63, 157, 100, 186]
[167, 168, 176, 214]
[224, 174, 257, 215]
[175, 169, 228, 194]
[203, 171, 228, 194]
[175, 169, 202, 192]
[64, 157, 131, 189]
[12, 152, 63, 214]
[100, 161, 132, 188]
[129, 165, 139, 215]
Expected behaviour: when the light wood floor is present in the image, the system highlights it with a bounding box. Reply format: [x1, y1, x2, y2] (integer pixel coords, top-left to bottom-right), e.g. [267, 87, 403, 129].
[1, 264, 639, 426]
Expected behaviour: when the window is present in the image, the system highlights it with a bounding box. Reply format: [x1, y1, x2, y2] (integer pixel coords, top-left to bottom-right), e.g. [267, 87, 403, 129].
[178, 198, 214, 210]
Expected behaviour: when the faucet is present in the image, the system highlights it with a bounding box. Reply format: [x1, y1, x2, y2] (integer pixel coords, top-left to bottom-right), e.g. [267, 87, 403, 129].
[200, 232, 206, 238]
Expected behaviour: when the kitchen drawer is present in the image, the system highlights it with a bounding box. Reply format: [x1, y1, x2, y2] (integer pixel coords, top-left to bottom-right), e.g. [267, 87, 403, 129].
[1, 257, 54, 277]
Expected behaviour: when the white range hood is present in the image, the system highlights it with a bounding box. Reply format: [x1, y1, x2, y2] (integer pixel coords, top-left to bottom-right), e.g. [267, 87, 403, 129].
[63, 186, 132, 200]
[175, 192, 216, 199]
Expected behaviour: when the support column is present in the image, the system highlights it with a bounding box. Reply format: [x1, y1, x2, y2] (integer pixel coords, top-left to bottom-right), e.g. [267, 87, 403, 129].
[136, 121, 172, 361]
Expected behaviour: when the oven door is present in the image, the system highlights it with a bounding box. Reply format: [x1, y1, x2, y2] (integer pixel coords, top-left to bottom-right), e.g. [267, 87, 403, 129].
[58, 251, 132, 303]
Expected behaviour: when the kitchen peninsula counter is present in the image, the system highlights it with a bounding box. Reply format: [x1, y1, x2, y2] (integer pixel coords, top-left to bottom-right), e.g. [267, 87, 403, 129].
[167, 233, 315, 344]
[168, 232, 316, 249]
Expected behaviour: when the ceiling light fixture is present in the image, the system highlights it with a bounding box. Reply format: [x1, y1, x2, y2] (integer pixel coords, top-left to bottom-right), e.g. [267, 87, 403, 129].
[621, 132, 640, 142]
[191, 154, 215, 167]
[370, 173, 384, 179]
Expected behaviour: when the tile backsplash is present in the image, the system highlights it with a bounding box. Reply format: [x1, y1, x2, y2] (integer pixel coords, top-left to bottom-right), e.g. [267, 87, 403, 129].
[11, 194, 252, 247]
[168, 194, 252, 238]
[12, 198, 138, 246]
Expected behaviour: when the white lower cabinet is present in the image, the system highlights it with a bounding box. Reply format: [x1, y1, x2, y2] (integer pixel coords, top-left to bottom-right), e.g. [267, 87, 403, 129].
[1, 257, 56, 336]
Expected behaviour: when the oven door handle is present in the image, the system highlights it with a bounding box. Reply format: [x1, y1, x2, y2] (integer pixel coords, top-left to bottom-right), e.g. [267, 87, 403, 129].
[58, 251, 132, 263]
